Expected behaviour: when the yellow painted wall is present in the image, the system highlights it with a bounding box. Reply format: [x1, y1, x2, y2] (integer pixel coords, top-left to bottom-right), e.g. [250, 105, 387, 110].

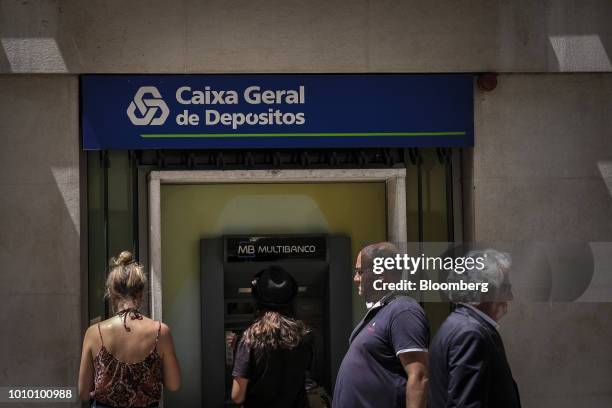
[160, 182, 386, 406]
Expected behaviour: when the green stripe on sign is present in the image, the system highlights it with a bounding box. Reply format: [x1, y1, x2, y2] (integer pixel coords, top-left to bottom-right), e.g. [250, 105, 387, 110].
[140, 132, 466, 138]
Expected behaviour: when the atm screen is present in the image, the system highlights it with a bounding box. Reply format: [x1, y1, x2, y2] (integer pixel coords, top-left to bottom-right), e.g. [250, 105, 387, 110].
[226, 300, 255, 316]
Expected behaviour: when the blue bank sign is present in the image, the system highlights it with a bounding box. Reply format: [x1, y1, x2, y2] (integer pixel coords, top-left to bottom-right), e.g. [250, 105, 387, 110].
[81, 74, 473, 149]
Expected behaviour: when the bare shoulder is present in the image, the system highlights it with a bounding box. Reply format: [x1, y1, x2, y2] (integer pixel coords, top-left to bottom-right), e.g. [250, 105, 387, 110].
[83, 324, 98, 342]
[97, 316, 119, 329]
[85, 323, 98, 335]
[135, 316, 167, 334]
[158, 322, 172, 338]
[86, 319, 111, 336]
[137, 315, 159, 327]
[157, 323, 172, 346]
[155, 322, 174, 358]
[83, 322, 104, 357]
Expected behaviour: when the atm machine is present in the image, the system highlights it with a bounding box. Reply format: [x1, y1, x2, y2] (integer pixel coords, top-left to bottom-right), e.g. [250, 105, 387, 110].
[200, 235, 353, 407]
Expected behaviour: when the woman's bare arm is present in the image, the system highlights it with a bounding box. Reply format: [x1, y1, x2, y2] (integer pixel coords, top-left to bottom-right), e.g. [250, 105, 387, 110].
[158, 323, 181, 391]
[77, 326, 95, 401]
[231, 377, 249, 404]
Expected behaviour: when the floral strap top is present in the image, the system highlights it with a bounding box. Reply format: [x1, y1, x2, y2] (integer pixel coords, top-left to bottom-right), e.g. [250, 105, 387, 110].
[92, 321, 163, 408]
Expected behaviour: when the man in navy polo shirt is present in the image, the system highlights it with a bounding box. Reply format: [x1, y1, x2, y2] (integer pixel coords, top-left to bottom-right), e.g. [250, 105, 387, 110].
[333, 242, 430, 408]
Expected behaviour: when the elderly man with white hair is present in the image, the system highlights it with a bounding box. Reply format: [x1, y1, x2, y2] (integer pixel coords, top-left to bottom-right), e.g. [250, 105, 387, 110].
[428, 249, 521, 408]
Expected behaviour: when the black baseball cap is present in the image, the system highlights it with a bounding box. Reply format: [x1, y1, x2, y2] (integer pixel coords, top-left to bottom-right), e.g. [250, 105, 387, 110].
[251, 265, 298, 307]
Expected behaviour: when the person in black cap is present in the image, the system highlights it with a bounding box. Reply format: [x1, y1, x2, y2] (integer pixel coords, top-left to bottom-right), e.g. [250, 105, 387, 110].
[229, 265, 313, 408]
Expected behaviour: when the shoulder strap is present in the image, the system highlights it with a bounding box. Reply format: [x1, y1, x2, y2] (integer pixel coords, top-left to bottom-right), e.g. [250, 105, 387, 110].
[153, 321, 162, 351]
[97, 323, 104, 347]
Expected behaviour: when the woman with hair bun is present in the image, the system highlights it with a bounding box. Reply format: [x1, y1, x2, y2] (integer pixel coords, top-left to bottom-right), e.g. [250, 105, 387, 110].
[78, 251, 181, 408]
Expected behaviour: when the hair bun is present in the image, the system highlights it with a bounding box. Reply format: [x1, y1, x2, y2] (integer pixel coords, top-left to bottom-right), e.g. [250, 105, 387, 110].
[110, 251, 134, 267]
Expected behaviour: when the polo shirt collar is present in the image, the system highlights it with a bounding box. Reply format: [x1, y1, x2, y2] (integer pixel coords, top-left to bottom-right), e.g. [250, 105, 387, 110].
[367, 291, 401, 310]
[366, 301, 379, 310]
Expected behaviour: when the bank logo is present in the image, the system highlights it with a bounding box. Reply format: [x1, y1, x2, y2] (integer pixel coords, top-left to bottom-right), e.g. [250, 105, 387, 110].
[126, 86, 169, 126]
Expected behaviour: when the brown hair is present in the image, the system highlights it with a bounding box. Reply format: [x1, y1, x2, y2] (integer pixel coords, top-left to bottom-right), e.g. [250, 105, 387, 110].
[105, 251, 146, 311]
[242, 309, 310, 351]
